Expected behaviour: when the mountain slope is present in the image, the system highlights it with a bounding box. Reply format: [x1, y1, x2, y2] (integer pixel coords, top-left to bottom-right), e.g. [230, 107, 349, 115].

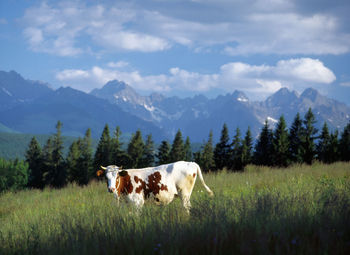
[1, 70, 350, 142]
[0, 70, 52, 111]
[91, 81, 350, 140]
[260, 87, 350, 131]
[1, 86, 167, 140]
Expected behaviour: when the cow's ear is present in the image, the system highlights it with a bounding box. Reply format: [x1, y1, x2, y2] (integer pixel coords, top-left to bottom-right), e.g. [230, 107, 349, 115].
[119, 170, 128, 177]
[96, 170, 104, 177]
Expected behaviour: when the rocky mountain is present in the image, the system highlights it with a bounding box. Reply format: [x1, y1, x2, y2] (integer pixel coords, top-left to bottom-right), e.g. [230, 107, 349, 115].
[1, 70, 350, 142]
[0, 70, 52, 111]
[91, 80, 350, 141]
[257, 87, 350, 132]
[0, 71, 166, 140]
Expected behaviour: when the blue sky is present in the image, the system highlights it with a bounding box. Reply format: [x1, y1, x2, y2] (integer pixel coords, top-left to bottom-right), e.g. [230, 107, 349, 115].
[1, 0, 350, 104]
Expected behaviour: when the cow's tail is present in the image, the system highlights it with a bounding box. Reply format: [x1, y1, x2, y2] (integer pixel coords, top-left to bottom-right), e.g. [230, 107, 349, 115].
[196, 163, 214, 197]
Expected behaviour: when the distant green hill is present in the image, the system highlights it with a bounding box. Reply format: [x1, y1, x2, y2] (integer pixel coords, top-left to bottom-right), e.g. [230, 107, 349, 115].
[0, 131, 135, 160]
[0, 123, 17, 133]
[0, 132, 97, 160]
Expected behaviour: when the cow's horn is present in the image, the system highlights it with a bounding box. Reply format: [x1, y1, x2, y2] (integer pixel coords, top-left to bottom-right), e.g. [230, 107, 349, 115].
[100, 166, 107, 170]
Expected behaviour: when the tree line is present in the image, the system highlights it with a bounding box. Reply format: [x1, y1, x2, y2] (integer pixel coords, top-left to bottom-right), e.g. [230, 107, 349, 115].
[1, 108, 350, 192]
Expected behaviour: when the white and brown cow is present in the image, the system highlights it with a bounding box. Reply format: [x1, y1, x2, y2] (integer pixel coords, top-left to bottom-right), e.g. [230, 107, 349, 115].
[96, 161, 213, 213]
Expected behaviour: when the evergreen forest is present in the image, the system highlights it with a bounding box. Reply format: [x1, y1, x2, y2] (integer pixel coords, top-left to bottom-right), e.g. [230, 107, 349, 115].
[1, 108, 350, 192]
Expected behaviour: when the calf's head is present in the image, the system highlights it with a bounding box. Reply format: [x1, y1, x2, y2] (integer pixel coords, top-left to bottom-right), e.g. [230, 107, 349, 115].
[97, 165, 127, 193]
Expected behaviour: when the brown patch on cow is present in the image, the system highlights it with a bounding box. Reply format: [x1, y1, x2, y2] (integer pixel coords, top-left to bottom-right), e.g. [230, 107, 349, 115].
[145, 172, 168, 198]
[134, 176, 146, 194]
[115, 173, 133, 195]
[132, 171, 169, 199]
[193, 173, 196, 178]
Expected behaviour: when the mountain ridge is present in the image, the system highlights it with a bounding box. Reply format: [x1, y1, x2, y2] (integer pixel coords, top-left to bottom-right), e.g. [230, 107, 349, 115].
[1, 70, 349, 141]
[90, 80, 350, 140]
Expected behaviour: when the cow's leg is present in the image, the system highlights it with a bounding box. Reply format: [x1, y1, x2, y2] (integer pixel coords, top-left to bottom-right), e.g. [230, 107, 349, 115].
[128, 194, 144, 215]
[178, 174, 196, 214]
[181, 194, 191, 214]
[179, 188, 194, 214]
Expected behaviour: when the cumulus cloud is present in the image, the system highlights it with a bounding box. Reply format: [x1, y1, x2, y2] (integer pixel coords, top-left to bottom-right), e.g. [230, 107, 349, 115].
[56, 58, 335, 98]
[223, 13, 349, 55]
[21, 1, 170, 56]
[275, 58, 336, 83]
[56, 64, 170, 92]
[21, 0, 350, 56]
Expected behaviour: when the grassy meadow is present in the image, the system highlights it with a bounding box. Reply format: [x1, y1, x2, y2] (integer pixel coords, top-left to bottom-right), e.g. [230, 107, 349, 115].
[1, 162, 350, 254]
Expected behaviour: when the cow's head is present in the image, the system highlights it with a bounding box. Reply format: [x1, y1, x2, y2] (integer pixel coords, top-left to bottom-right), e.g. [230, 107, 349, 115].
[97, 165, 127, 194]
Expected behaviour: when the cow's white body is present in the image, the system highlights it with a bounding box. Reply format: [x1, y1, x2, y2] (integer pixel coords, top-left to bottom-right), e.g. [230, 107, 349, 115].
[100, 161, 213, 213]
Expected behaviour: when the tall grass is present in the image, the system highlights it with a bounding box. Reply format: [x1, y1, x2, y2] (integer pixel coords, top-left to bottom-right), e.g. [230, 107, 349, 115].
[1, 162, 350, 254]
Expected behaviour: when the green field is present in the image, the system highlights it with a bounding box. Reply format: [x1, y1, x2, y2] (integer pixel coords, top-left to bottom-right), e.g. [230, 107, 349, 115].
[1, 162, 349, 254]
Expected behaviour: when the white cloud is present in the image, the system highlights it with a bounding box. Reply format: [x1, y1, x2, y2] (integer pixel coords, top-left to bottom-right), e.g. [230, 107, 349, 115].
[56, 58, 336, 99]
[220, 62, 270, 77]
[255, 80, 283, 93]
[275, 58, 336, 83]
[99, 31, 170, 52]
[24, 27, 43, 45]
[107, 61, 129, 68]
[21, 0, 350, 56]
[21, 1, 170, 56]
[223, 13, 349, 55]
[56, 64, 217, 93]
[56, 69, 90, 80]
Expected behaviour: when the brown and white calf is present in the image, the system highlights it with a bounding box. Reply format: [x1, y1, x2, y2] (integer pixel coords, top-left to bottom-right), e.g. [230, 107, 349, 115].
[96, 161, 213, 213]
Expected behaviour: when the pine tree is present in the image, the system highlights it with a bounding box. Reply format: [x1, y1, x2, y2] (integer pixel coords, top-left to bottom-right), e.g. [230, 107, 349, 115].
[214, 123, 231, 170]
[66, 129, 93, 185]
[157, 140, 171, 165]
[201, 130, 215, 172]
[254, 120, 273, 166]
[94, 124, 112, 170]
[66, 140, 81, 183]
[339, 123, 350, 161]
[127, 129, 145, 168]
[302, 108, 318, 164]
[42, 137, 53, 185]
[79, 128, 93, 184]
[170, 129, 185, 162]
[184, 136, 192, 161]
[272, 115, 290, 167]
[241, 127, 253, 168]
[110, 126, 129, 168]
[289, 113, 304, 164]
[328, 130, 339, 163]
[141, 134, 155, 167]
[230, 127, 243, 171]
[49, 121, 66, 188]
[193, 151, 202, 166]
[316, 122, 331, 163]
[25, 137, 44, 189]
[42, 121, 66, 188]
